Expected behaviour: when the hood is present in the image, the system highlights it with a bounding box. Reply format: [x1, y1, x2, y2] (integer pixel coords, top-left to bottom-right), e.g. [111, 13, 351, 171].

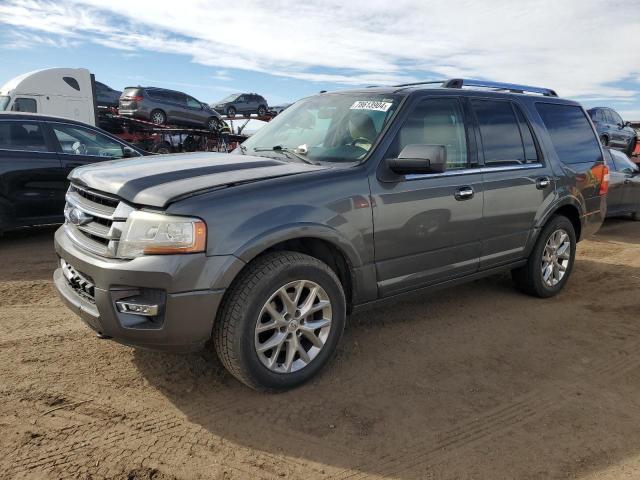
[69, 152, 328, 208]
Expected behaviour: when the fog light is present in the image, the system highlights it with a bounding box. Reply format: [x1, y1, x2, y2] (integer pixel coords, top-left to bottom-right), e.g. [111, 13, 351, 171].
[116, 301, 159, 316]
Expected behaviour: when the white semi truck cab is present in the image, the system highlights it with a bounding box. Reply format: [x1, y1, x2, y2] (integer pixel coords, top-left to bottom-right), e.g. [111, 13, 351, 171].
[0, 68, 97, 126]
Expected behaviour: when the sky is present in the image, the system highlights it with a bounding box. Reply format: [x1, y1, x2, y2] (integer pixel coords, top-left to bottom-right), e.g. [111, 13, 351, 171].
[0, 0, 639, 118]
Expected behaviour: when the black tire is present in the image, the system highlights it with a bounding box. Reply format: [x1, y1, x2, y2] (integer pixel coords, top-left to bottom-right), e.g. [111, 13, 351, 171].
[599, 135, 609, 147]
[150, 109, 166, 126]
[257, 105, 267, 116]
[152, 141, 172, 154]
[213, 251, 346, 392]
[627, 137, 637, 157]
[511, 215, 577, 298]
[206, 117, 220, 132]
[226, 106, 236, 118]
[632, 211, 640, 221]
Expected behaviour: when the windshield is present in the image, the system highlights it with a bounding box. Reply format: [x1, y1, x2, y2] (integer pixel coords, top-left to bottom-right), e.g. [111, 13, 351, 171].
[242, 93, 403, 163]
[0, 96, 10, 111]
[218, 93, 240, 103]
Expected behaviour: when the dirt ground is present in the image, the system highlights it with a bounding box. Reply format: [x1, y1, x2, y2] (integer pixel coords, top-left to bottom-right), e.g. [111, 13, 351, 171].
[1, 219, 640, 480]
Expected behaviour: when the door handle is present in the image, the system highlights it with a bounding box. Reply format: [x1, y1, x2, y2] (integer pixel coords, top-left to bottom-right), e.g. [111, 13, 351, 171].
[536, 176, 551, 189]
[454, 186, 474, 201]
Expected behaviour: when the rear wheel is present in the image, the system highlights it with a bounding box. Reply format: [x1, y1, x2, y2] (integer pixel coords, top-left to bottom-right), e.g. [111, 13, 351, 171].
[150, 109, 166, 125]
[152, 141, 172, 154]
[627, 137, 637, 157]
[257, 105, 267, 116]
[511, 215, 576, 298]
[213, 251, 346, 391]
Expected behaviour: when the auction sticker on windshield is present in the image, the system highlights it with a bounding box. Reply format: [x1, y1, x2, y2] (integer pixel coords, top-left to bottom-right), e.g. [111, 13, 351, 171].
[350, 100, 393, 112]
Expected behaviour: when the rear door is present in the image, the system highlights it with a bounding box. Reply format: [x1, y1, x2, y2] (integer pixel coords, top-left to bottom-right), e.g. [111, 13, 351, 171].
[235, 95, 250, 114]
[470, 98, 555, 269]
[0, 119, 64, 227]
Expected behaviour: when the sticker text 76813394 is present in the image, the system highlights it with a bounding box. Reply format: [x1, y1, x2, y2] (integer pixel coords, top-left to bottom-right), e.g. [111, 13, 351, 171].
[350, 100, 393, 112]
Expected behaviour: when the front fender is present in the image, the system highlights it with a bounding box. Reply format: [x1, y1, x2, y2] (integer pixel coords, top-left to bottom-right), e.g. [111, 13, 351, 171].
[232, 222, 364, 268]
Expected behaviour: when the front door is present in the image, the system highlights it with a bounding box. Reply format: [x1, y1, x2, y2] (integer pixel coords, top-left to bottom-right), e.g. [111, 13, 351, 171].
[0, 119, 64, 227]
[48, 122, 128, 176]
[370, 96, 484, 297]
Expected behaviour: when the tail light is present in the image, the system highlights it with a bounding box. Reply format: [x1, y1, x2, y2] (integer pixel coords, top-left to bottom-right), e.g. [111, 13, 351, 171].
[599, 165, 610, 195]
[122, 95, 143, 102]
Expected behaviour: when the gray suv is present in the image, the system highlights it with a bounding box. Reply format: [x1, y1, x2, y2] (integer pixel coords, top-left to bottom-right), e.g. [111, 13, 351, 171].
[119, 87, 223, 130]
[54, 79, 607, 391]
[212, 93, 269, 117]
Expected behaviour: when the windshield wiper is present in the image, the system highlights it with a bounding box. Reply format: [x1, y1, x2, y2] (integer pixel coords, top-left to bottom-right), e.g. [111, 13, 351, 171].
[253, 145, 318, 165]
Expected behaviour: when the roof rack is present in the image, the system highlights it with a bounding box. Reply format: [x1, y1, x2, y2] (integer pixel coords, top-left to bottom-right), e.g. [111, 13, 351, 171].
[394, 78, 558, 97]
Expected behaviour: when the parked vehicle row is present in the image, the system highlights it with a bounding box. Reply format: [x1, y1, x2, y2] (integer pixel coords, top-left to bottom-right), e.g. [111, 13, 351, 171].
[588, 107, 637, 156]
[51, 79, 615, 392]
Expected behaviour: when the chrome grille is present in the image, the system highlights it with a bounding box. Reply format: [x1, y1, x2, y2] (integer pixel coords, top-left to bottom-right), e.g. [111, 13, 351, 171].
[64, 184, 135, 257]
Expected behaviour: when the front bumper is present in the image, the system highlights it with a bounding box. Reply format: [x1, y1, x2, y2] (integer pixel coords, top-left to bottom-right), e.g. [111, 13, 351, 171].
[53, 227, 244, 352]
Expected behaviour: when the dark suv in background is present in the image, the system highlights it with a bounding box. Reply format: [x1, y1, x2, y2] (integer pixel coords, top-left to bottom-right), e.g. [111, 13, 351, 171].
[588, 107, 637, 155]
[212, 93, 269, 117]
[119, 87, 223, 130]
[0, 112, 143, 233]
[54, 79, 607, 391]
[95, 81, 121, 108]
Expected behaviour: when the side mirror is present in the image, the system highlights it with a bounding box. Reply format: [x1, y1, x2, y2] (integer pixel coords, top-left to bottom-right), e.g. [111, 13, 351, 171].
[123, 146, 138, 158]
[387, 144, 447, 175]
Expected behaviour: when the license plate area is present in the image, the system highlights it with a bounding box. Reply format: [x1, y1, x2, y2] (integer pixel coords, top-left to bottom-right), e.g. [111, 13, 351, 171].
[60, 259, 96, 304]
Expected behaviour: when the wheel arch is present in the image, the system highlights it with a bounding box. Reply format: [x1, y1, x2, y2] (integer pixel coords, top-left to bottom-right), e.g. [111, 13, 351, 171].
[537, 199, 583, 242]
[230, 226, 362, 312]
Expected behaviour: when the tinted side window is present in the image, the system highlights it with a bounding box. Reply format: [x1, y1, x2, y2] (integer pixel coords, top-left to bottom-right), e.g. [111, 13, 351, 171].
[536, 103, 601, 165]
[610, 150, 637, 172]
[610, 110, 623, 125]
[0, 121, 48, 152]
[186, 96, 201, 108]
[388, 97, 468, 170]
[11, 98, 37, 113]
[52, 124, 125, 158]
[514, 105, 539, 163]
[472, 99, 525, 165]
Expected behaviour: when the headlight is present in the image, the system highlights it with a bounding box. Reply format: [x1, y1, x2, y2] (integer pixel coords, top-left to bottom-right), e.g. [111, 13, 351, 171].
[117, 211, 206, 259]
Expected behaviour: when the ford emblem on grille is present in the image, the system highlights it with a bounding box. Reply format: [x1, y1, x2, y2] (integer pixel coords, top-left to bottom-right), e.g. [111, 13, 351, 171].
[66, 207, 93, 226]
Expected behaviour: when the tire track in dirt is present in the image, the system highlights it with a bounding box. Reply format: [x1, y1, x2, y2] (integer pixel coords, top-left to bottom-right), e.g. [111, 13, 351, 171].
[329, 328, 640, 480]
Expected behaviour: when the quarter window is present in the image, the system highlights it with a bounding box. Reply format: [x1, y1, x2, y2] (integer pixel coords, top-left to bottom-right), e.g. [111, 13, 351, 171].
[472, 99, 527, 165]
[11, 98, 37, 113]
[0, 121, 48, 152]
[536, 103, 601, 165]
[63, 77, 80, 91]
[52, 124, 126, 158]
[186, 96, 201, 108]
[388, 98, 468, 170]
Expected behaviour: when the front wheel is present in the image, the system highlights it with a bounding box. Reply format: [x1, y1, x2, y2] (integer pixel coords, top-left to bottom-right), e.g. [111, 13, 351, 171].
[599, 135, 609, 147]
[213, 251, 346, 391]
[206, 117, 220, 131]
[226, 106, 236, 118]
[511, 215, 577, 298]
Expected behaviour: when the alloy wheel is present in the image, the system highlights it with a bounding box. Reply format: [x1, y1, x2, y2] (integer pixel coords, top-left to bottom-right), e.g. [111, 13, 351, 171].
[541, 229, 571, 287]
[254, 280, 332, 374]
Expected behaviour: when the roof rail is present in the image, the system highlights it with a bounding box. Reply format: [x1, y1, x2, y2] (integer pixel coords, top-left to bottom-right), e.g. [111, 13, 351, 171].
[393, 78, 558, 97]
[443, 79, 558, 97]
